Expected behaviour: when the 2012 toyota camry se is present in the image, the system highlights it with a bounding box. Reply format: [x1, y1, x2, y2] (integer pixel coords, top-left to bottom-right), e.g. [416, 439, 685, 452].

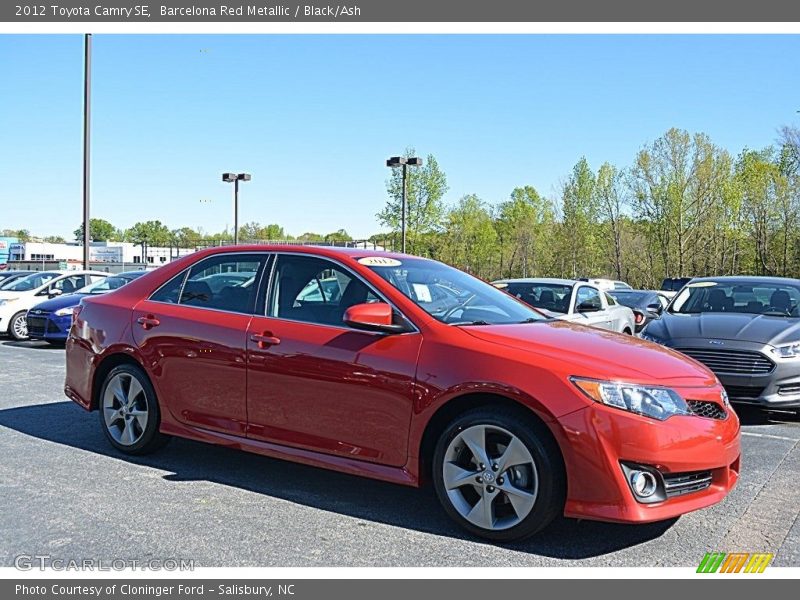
[64, 246, 740, 541]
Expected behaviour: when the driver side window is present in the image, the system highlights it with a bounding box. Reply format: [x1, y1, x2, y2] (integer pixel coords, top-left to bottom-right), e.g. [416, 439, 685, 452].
[267, 255, 379, 327]
[576, 286, 602, 310]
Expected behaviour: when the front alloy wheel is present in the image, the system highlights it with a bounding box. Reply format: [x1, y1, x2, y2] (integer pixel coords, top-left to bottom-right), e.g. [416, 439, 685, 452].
[9, 311, 28, 340]
[433, 407, 565, 542]
[99, 364, 169, 455]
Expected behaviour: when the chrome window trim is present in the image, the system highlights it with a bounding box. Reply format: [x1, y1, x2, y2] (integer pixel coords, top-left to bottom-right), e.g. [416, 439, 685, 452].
[262, 251, 420, 335]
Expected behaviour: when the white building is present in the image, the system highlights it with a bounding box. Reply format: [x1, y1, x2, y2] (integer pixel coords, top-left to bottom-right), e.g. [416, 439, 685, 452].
[7, 241, 195, 272]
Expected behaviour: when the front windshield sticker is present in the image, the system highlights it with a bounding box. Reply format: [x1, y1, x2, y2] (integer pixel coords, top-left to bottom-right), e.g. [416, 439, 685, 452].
[357, 257, 402, 267]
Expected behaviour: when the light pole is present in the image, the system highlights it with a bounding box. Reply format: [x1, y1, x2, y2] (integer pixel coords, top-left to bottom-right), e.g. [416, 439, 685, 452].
[82, 33, 92, 269]
[222, 172, 251, 245]
[386, 156, 422, 254]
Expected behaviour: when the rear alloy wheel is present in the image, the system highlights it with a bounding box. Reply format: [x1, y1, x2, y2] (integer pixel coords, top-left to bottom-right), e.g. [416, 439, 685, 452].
[99, 364, 169, 455]
[9, 311, 29, 340]
[433, 407, 565, 542]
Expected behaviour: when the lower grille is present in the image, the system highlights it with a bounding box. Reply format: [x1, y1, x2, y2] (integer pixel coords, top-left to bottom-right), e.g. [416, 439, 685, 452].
[725, 385, 765, 400]
[26, 316, 47, 336]
[663, 470, 713, 498]
[687, 400, 727, 420]
[47, 321, 62, 333]
[676, 348, 775, 375]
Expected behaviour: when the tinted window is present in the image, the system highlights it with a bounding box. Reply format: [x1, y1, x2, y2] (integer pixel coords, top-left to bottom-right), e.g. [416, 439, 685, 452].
[364, 258, 547, 325]
[150, 271, 187, 304]
[609, 291, 648, 308]
[181, 255, 263, 313]
[505, 282, 572, 314]
[268, 255, 380, 327]
[51, 275, 88, 294]
[576, 286, 602, 310]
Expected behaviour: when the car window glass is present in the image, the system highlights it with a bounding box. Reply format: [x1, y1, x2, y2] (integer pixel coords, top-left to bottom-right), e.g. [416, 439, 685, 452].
[3, 272, 58, 291]
[671, 282, 800, 317]
[505, 283, 572, 314]
[605, 292, 616, 305]
[268, 255, 380, 327]
[576, 286, 602, 309]
[178, 255, 263, 313]
[53, 275, 86, 294]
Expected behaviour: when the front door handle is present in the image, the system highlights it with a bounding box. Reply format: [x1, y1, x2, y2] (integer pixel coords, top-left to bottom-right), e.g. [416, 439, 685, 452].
[137, 315, 160, 330]
[250, 332, 281, 348]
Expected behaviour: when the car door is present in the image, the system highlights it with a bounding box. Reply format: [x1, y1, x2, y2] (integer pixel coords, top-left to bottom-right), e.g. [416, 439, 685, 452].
[132, 253, 268, 436]
[245, 253, 422, 467]
[573, 285, 612, 330]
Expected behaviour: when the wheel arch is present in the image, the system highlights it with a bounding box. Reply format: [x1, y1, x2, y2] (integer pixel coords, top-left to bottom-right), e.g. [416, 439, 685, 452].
[90, 351, 148, 410]
[416, 391, 566, 484]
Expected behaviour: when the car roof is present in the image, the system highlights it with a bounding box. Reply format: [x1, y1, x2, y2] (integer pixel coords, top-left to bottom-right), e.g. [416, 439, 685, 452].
[688, 276, 800, 286]
[186, 244, 412, 262]
[495, 277, 578, 286]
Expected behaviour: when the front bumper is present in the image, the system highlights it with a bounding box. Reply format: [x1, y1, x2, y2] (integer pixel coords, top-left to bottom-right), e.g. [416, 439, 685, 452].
[26, 312, 71, 341]
[555, 385, 740, 523]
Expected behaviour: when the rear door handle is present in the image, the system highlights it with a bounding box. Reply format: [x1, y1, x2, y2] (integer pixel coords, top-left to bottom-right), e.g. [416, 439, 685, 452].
[250, 332, 281, 348]
[137, 315, 160, 330]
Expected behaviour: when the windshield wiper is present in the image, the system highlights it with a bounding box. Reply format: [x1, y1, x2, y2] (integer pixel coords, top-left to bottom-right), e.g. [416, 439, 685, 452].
[451, 320, 490, 326]
[518, 317, 543, 323]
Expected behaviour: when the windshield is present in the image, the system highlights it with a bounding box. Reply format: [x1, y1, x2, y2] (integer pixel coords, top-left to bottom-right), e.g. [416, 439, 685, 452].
[504, 282, 572, 314]
[670, 281, 800, 317]
[2, 272, 59, 292]
[362, 258, 547, 325]
[77, 273, 143, 294]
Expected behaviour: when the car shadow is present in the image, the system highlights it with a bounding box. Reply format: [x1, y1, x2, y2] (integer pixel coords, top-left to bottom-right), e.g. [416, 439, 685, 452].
[0, 400, 677, 559]
[734, 404, 800, 426]
[1, 340, 63, 350]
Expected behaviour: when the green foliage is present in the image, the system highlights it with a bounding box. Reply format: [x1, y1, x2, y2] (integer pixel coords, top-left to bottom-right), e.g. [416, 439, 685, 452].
[124, 220, 173, 246]
[73, 218, 118, 242]
[377, 150, 448, 254]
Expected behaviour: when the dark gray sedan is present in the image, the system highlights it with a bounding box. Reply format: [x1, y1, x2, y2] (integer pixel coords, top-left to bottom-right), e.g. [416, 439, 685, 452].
[641, 276, 800, 412]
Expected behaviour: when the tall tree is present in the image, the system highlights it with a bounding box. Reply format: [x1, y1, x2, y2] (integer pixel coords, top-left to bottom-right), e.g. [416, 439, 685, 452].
[124, 220, 173, 247]
[377, 150, 448, 254]
[74, 218, 118, 242]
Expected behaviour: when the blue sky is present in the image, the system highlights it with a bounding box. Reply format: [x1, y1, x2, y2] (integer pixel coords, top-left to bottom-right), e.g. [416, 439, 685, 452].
[0, 34, 798, 240]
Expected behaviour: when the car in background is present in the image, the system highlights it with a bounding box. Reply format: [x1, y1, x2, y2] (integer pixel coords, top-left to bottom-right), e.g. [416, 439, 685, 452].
[660, 277, 693, 299]
[641, 276, 800, 413]
[0, 270, 35, 289]
[65, 246, 739, 542]
[607, 290, 671, 334]
[0, 270, 108, 340]
[26, 270, 147, 345]
[198, 271, 256, 294]
[494, 278, 636, 334]
[578, 278, 633, 291]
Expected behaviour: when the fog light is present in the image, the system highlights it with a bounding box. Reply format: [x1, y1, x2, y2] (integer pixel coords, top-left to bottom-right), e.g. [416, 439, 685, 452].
[629, 470, 657, 498]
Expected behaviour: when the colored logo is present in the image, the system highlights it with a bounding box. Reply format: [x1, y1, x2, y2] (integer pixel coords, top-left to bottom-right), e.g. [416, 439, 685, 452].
[697, 552, 773, 573]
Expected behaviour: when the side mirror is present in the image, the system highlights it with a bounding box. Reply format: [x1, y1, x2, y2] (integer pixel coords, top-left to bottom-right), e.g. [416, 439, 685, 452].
[343, 302, 408, 334]
[577, 301, 601, 313]
[646, 302, 663, 316]
[48, 289, 63, 298]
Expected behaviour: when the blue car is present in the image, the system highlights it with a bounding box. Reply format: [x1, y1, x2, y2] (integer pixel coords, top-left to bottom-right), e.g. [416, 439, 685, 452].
[26, 270, 147, 344]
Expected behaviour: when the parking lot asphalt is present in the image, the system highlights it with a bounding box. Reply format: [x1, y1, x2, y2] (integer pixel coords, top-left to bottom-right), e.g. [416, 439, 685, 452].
[0, 339, 798, 568]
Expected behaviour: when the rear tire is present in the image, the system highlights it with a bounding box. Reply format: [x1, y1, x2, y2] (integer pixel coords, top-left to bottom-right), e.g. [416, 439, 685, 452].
[9, 311, 29, 340]
[432, 406, 565, 542]
[99, 364, 170, 455]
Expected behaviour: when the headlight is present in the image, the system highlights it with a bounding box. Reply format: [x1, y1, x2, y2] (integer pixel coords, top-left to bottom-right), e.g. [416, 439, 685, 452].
[639, 330, 661, 343]
[771, 343, 800, 359]
[571, 377, 690, 421]
[0, 297, 19, 306]
[54, 307, 74, 317]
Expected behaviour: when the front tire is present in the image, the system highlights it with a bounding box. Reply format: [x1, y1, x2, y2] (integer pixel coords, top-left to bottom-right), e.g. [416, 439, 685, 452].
[9, 311, 29, 340]
[99, 364, 169, 455]
[432, 407, 565, 542]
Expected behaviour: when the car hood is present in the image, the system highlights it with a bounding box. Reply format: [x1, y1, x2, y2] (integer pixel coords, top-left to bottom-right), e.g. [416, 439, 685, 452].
[0, 289, 36, 299]
[459, 320, 716, 387]
[647, 312, 800, 346]
[29, 293, 87, 313]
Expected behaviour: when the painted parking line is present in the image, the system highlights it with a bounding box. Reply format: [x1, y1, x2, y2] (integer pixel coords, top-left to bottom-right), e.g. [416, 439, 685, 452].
[741, 431, 798, 443]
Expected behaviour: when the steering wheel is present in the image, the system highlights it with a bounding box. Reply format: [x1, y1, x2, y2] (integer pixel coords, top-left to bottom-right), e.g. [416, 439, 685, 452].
[441, 293, 477, 323]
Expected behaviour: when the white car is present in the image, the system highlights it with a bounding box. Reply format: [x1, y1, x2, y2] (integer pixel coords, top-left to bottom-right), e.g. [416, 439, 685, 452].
[493, 278, 636, 334]
[578, 277, 633, 291]
[0, 270, 109, 340]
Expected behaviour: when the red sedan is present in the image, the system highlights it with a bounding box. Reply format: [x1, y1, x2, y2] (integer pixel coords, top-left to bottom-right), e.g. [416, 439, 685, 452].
[64, 246, 740, 541]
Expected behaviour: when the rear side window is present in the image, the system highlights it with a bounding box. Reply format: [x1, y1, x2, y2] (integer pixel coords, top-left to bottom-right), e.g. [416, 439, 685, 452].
[576, 286, 602, 310]
[150, 254, 266, 314]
